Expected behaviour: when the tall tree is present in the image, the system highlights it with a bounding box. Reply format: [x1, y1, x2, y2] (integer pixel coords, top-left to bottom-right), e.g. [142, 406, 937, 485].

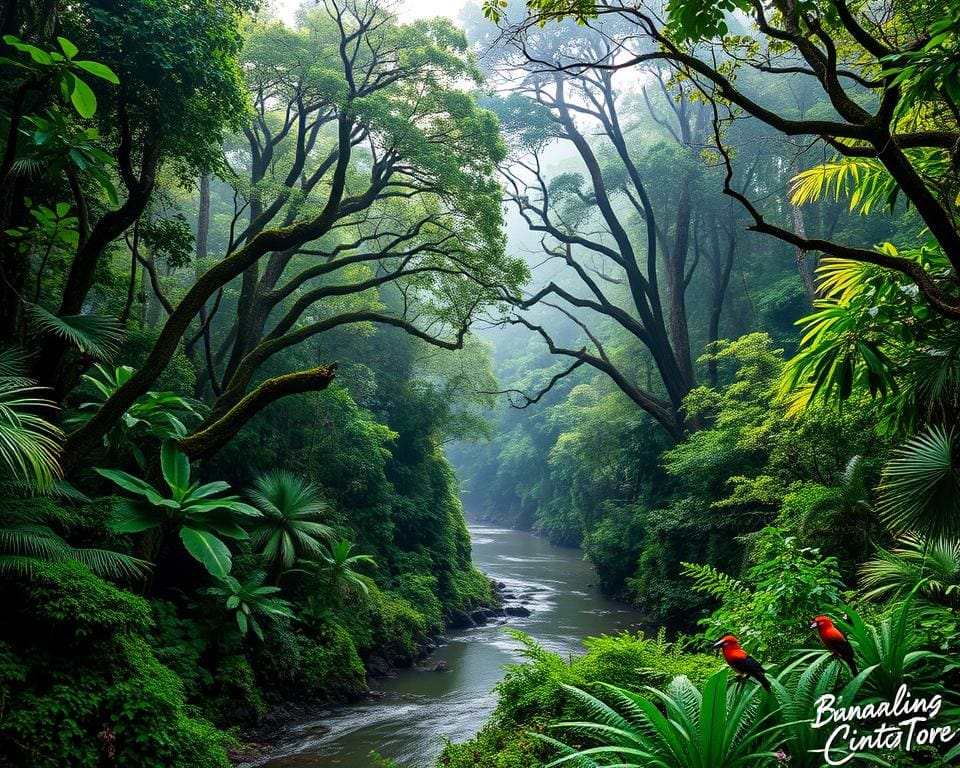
[487, 0, 960, 319]
[59, 0, 524, 471]
[486, 22, 743, 439]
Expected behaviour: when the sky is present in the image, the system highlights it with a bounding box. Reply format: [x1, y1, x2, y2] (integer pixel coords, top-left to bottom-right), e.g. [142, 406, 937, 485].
[271, 0, 470, 26]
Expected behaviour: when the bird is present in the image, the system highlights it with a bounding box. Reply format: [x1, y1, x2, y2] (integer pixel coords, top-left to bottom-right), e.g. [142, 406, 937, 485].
[811, 616, 858, 676]
[713, 635, 771, 691]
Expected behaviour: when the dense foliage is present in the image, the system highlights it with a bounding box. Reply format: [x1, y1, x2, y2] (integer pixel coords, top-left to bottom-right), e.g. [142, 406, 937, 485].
[0, 0, 518, 764]
[2, 0, 960, 765]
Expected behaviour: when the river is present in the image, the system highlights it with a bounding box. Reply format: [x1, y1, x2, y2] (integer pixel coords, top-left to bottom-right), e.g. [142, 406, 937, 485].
[258, 524, 645, 767]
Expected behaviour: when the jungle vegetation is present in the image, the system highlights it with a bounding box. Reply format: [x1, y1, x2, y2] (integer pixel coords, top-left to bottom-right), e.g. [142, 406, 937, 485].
[1, 0, 959, 765]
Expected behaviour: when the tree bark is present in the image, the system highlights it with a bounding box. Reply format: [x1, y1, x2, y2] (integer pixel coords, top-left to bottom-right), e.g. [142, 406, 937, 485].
[179, 364, 337, 461]
[196, 174, 210, 261]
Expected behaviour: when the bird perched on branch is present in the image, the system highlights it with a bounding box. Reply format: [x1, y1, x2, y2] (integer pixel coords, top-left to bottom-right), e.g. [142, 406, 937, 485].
[713, 635, 771, 691]
[811, 616, 858, 676]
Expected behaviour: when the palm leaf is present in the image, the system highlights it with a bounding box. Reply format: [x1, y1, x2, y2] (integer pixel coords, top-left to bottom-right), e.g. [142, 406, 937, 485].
[0, 380, 63, 490]
[26, 303, 123, 359]
[877, 427, 960, 538]
[71, 547, 152, 580]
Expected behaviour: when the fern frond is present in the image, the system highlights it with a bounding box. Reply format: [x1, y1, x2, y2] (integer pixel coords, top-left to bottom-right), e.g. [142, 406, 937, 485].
[680, 561, 748, 599]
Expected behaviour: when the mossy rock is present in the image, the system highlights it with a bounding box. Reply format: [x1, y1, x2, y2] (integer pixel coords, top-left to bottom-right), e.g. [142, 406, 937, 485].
[299, 624, 366, 700]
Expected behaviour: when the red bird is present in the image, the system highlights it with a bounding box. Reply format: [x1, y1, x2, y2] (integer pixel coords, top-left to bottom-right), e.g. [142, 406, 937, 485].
[713, 635, 771, 691]
[811, 616, 858, 676]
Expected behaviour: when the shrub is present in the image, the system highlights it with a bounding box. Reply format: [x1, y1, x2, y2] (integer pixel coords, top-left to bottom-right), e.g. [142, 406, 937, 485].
[392, 573, 444, 633]
[0, 563, 228, 767]
[438, 723, 546, 768]
[682, 526, 845, 658]
[21, 560, 152, 638]
[209, 655, 266, 721]
[573, 630, 717, 690]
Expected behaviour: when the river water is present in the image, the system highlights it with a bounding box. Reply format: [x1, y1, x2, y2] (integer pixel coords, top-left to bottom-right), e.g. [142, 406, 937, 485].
[259, 524, 645, 768]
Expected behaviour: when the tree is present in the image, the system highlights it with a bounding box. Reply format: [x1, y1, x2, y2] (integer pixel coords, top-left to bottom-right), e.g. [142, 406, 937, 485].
[485, 0, 960, 319]
[480, 19, 750, 440]
[0, 1, 250, 397]
[58, 0, 525, 473]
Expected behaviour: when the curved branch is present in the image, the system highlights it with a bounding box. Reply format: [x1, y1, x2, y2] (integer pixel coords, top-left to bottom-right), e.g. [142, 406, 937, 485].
[179, 364, 338, 461]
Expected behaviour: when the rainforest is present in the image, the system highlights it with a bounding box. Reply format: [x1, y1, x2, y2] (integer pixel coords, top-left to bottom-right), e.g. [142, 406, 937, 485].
[0, 0, 958, 766]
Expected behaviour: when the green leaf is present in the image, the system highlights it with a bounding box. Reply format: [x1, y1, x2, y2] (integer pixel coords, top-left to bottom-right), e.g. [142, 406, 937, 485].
[160, 440, 190, 495]
[94, 467, 176, 508]
[72, 59, 119, 84]
[185, 481, 231, 500]
[69, 75, 97, 118]
[57, 37, 78, 59]
[180, 527, 231, 579]
[26, 303, 123, 360]
[226, 595, 240, 609]
[110, 499, 161, 533]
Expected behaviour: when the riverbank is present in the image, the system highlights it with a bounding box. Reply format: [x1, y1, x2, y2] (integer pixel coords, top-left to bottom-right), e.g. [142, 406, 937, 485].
[228, 579, 512, 767]
[233, 526, 644, 768]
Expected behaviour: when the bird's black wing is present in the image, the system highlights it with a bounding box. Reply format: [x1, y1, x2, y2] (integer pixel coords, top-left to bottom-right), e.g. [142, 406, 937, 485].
[731, 655, 771, 691]
[730, 654, 766, 677]
[827, 638, 854, 658]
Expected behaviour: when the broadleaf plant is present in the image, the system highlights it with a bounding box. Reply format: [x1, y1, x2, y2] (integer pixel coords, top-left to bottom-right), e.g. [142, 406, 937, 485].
[96, 441, 261, 578]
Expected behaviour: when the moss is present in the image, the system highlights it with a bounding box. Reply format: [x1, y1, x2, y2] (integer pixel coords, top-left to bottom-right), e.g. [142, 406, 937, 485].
[299, 623, 366, 699]
[22, 560, 152, 638]
[210, 655, 267, 721]
[0, 565, 228, 768]
[392, 574, 444, 633]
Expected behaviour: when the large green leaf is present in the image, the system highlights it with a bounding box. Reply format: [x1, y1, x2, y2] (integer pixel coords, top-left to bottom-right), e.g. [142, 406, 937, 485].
[73, 59, 119, 83]
[180, 527, 231, 578]
[69, 74, 97, 118]
[94, 467, 177, 508]
[202, 515, 250, 540]
[160, 441, 190, 495]
[187, 481, 232, 500]
[185, 496, 261, 518]
[110, 499, 162, 533]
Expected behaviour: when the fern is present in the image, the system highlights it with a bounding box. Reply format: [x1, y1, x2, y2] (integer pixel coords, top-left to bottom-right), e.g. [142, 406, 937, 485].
[26, 303, 123, 360]
[680, 561, 749, 600]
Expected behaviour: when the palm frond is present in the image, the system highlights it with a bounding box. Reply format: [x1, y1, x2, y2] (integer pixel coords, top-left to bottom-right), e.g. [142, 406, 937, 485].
[71, 547, 153, 580]
[0, 346, 29, 378]
[860, 532, 960, 607]
[877, 427, 960, 539]
[26, 303, 124, 360]
[0, 380, 63, 490]
[790, 158, 899, 215]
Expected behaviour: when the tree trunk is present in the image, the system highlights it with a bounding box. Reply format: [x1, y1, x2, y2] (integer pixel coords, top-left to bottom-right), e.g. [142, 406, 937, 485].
[196, 174, 210, 261]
